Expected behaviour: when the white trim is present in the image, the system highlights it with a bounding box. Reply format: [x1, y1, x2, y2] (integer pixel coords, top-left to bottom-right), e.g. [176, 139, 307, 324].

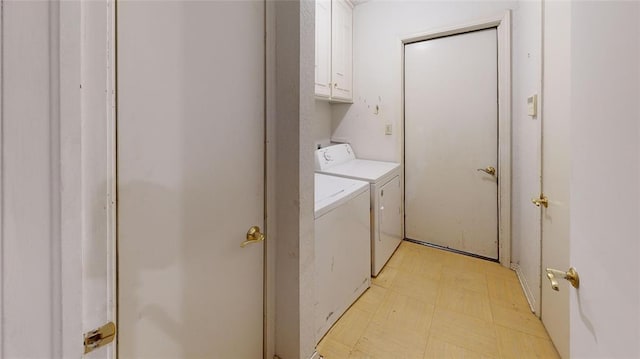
[0, 0, 4, 353]
[59, 0, 82, 356]
[400, 10, 512, 267]
[60, 1, 117, 356]
[496, 11, 512, 268]
[106, 0, 118, 356]
[512, 263, 537, 314]
[265, 0, 277, 357]
[401, 13, 505, 44]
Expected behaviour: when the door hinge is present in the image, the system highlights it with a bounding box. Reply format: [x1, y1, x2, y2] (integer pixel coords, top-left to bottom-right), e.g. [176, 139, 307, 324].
[84, 321, 116, 354]
[531, 193, 549, 208]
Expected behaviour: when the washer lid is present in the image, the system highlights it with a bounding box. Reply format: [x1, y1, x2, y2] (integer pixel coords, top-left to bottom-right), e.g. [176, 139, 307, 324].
[318, 159, 400, 183]
[314, 173, 369, 219]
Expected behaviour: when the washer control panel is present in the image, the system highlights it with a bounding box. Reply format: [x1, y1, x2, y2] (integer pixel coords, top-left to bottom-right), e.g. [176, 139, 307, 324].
[315, 144, 356, 170]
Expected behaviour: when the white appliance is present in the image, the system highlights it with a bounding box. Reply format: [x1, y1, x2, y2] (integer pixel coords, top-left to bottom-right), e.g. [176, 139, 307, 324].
[315, 144, 402, 276]
[314, 173, 371, 342]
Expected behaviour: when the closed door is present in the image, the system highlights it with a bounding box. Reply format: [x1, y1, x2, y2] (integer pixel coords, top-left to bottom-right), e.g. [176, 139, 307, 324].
[117, 2, 265, 358]
[539, 1, 570, 357]
[404, 29, 498, 259]
[540, 2, 640, 358]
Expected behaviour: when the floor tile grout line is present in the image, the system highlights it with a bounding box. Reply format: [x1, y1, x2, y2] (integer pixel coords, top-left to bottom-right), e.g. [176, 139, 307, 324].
[348, 282, 391, 357]
[484, 271, 496, 324]
[356, 288, 384, 356]
[493, 322, 555, 341]
[494, 321, 504, 359]
[421, 277, 442, 358]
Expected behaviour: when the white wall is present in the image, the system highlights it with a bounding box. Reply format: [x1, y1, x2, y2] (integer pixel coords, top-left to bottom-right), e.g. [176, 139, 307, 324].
[510, 0, 542, 314]
[314, 100, 333, 148]
[275, 0, 317, 358]
[569, 1, 640, 357]
[334, 0, 517, 162]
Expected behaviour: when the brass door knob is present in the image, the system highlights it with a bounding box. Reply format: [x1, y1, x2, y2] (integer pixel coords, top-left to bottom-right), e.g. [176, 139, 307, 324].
[532, 194, 549, 208]
[241, 226, 265, 248]
[477, 166, 496, 176]
[545, 267, 579, 291]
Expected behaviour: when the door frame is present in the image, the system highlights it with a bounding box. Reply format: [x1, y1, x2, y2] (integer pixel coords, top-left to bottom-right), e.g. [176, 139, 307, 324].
[60, 0, 118, 357]
[400, 11, 512, 267]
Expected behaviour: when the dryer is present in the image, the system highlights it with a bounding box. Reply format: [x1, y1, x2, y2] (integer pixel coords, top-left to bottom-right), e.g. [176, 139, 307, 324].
[315, 144, 402, 276]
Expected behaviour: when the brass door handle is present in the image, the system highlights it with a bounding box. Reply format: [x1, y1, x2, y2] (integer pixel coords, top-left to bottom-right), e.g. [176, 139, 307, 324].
[241, 226, 265, 248]
[545, 267, 580, 291]
[477, 166, 496, 176]
[531, 194, 549, 208]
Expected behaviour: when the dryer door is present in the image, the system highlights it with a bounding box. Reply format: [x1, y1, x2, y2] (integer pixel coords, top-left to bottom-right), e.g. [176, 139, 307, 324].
[375, 175, 403, 276]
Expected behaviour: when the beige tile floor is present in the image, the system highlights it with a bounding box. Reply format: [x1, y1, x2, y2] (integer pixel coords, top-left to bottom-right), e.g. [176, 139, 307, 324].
[317, 241, 560, 359]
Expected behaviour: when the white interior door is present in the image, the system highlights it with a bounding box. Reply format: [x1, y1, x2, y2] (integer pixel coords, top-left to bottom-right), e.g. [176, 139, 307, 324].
[540, 2, 571, 357]
[404, 29, 498, 259]
[541, 2, 640, 358]
[117, 2, 265, 358]
[569, 2, 640, 357]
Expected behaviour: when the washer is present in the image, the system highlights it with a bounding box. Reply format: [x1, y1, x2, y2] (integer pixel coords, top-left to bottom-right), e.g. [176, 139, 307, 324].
[314, 173, 371, 342]
[315, 144, 402, 276]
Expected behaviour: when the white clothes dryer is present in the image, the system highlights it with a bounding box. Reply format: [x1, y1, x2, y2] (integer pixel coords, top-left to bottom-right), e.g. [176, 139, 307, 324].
[315, 144, 403, 276]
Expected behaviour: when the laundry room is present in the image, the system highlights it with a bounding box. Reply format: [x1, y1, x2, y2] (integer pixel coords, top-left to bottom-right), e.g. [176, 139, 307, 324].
[311, 0, 559, 357]
[3, 0, 639, 357]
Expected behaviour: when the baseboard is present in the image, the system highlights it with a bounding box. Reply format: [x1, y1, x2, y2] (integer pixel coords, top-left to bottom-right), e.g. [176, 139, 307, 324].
[511, 263, 536, 313]
[275, 352, 321, 359]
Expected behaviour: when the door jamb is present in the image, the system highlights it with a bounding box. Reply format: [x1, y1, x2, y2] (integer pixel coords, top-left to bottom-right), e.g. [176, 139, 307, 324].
[399, 11, 512, 267]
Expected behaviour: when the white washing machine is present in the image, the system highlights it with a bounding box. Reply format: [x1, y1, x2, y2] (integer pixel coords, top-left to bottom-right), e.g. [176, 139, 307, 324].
[314, 173, 371, 342]
[315, 144, 402, 276]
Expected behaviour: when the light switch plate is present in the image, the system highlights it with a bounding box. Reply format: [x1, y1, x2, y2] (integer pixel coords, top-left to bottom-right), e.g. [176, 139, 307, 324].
[385, 124, 392, 135]
[527, 94, 537, 117]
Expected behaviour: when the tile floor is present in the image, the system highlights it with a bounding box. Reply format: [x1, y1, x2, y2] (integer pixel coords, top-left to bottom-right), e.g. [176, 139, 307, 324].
[317, 241, 560, 359]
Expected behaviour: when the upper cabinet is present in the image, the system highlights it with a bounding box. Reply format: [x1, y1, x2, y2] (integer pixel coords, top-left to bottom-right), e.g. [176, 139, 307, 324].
[315, 0, 353, 103]
[315, 0, 332, 98]
[330, 0, 353, 102]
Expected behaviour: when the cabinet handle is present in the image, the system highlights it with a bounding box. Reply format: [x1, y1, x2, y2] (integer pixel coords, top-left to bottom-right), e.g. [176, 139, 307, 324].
[334, 83, 338, 88]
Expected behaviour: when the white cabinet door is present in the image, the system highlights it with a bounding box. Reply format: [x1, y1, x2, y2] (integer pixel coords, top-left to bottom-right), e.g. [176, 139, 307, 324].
[315, 0, 332, 98]
[330, 0, 353, 102]
[376, 176, 403, 276]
